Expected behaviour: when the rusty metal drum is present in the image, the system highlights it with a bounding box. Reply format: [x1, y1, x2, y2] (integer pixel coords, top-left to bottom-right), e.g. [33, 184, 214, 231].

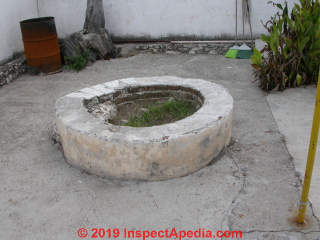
[20, 17, 61, 73]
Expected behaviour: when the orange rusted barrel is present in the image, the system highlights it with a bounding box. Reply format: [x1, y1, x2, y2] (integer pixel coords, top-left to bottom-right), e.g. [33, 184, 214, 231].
[20, 17, 61, 73]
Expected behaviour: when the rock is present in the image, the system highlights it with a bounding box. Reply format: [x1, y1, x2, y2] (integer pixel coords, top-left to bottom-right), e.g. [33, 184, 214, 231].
[118, 45, 139, 58]
[88, 101, 117, 122]
[50, 124, 61, 145]
[136, 45, 149, 50]
[60, 0, 118, 63]
[209, 49, 218, 55]
[166, 51, 180, 55]
[60, 30, 118, 63]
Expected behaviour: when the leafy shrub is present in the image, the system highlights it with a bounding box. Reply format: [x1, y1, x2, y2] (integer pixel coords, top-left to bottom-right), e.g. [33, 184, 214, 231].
[251, 0, 320, 91]
[65, 52, 88, 71]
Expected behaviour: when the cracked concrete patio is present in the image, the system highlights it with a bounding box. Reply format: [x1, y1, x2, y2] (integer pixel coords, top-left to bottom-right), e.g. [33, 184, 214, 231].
[0, 54, 320, 239]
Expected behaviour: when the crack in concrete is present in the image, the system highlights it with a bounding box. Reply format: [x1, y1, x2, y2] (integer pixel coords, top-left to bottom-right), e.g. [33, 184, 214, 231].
[220, 139, 320, 239]
[220, 139, 247, 232]
[309, 201, 320, 228]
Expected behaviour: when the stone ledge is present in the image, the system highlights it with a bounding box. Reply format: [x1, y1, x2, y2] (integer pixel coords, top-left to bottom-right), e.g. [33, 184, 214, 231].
[118, 41, 254, 57]
[0, 56, 27, 87]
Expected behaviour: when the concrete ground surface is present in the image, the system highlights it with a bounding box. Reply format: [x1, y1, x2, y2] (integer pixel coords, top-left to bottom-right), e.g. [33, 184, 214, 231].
[267, 86, 320, 221]
[0, 54, 320, 240]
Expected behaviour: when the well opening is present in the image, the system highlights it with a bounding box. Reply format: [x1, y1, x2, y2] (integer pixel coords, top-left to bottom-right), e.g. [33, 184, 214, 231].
[85, 85, 204, 127]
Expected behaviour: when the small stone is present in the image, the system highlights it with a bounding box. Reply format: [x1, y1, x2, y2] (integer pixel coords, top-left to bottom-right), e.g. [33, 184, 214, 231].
[209, 50, 218, 55]
[136, 45, 148, 50]
[166, 51, 179, 55]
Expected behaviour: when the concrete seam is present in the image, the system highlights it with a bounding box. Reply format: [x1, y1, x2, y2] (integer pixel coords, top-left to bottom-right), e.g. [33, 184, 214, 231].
[266, 94, 320, 226]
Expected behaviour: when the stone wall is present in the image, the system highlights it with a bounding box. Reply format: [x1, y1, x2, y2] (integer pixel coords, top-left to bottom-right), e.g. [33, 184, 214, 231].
[119, 41, 254, 57]
[133, 42, 248, 55]
[0, 56, 27, 87]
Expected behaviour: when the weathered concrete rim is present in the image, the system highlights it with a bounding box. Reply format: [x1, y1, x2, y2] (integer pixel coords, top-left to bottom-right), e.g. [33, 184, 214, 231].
[56, 76, 233, 143]
[55, 76, 233, 180]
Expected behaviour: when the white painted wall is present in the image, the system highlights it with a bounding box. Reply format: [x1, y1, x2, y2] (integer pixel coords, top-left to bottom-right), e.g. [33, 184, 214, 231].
[38, 0, 87, 38]
[0, 0, 297, 62]
[39, 0, 296, 40]
[0, 0, 38, 62]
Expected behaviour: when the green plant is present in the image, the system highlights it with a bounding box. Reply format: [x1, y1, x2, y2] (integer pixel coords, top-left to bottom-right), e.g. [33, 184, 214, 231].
[65, 52, 88, 71]
[251, 0, 320, 91]
[124, 99, 197, 127]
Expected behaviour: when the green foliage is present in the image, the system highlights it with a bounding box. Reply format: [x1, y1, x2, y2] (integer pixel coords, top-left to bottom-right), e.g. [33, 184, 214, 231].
[251, 0, 320, 91]
[65, 52, 88, 71]
[124, 99, 197, 127]
[251, 48, 262, 67]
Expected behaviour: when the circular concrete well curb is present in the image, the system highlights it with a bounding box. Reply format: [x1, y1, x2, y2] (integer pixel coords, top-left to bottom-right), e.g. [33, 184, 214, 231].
[55, 76, 233, 180]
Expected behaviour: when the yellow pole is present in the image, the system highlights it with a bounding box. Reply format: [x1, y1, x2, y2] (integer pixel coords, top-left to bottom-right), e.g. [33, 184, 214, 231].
[297, 68, 320, 224]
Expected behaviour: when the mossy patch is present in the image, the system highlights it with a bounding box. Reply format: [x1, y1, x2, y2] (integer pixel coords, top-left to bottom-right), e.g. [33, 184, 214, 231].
[109, 99, 197, 127]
